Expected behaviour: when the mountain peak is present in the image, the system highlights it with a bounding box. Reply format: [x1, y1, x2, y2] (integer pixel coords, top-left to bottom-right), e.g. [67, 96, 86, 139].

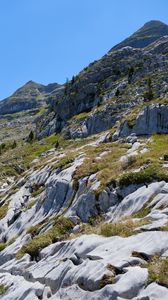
[110, 20, 168, 51]
[143, 20, 166, 26]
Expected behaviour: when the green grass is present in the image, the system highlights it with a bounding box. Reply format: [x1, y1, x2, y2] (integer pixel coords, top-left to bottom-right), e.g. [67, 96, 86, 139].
[72, 111, 91, 120]
[54, 155, 75, 170]
[16, 217, 74, 260]
[31, 183, 45, 198]
[99, 274, 115, 289]
[160, 222, 168, 231]
[147, 257, 168, 287]
[119, 165, 168, 187]
[0, 284, 8, 295]
[0, 243, 6, 252]
[73, 142, 128, 193]
[100, 219, 148, 238]
[27, 223, 43, 238]
[26, 199, 37, 210]
[133, 206, 151, 218]
[0, 204, 8, 220]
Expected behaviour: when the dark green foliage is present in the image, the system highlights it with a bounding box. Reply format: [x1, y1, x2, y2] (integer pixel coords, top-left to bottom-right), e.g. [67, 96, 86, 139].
[27, 130, 35, 143]
[164, 154, 168, 161]
[144, 77, 154, 101]
[11, 140, 17, 149]
[0, 143, 6, 155]
[115, 89, 120, 97]
[128, 66, 134, 83]
[64, 78, 69, 95]
[71, 75, 75, 85]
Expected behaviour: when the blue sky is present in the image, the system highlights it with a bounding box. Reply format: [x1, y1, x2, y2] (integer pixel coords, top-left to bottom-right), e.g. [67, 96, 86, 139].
[0, 0, 167, 99]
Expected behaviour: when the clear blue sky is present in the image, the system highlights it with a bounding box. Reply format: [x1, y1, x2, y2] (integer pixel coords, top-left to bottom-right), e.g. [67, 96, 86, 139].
[0, 0, 167, 100]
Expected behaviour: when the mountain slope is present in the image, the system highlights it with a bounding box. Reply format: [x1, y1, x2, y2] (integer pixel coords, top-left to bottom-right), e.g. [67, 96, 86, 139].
[110, 20, 168, 51]
[1, 20, 168, 300]
[36, 34, 168, 139]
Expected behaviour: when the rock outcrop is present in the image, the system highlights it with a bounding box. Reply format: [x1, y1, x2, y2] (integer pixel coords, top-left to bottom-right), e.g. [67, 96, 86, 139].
[114, 104, 168, 139]
[0, 140, 168, 299]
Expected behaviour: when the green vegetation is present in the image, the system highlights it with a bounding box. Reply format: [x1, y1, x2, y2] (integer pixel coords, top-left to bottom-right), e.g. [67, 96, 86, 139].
[27, 130, 35, 143]
[99, 274, 115, 289]
[73, 142, 128, 193]
[0, 284, 8, 295]
[26, 199, 37, 210]
[119, 165, 168, 187]
[100, 219, 149, 238]
[118, 134, 168, 187]
[0, 140, 17, 155]
[73, 217, 149, 239]
[147, 257, 168, 287]
[16, 217, 74, 260]
[0, 204, 8, 220]
[31, 183, 45, 198]
[160, 222, 168, 231]
[72, 111, 91, 121]
[0, 243, 6, 252]
[143, 77, 154, 101]
[128, 66, 134, 84]
[54, 155, 75, 170]
[133, 206, 151, 218]
[0, 236, 17, 252]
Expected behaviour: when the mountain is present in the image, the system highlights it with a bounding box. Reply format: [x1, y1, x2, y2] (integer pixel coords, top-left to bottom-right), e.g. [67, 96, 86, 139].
[0, 80, 60, 142]
[0, 80, 60, 116]
[0, 20, 168, 300]
[110, 20, 168, 51]
[36, 22, 168, 140]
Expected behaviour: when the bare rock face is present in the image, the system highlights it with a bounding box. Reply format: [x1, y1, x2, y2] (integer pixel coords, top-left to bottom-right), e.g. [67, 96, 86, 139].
[115, 104, 168, 139]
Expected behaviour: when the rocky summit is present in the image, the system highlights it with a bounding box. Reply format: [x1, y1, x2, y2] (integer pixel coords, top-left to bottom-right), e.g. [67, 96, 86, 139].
[0, 20, 168, 300]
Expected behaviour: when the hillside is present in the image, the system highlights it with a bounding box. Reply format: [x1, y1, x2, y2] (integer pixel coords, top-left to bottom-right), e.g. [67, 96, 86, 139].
[0, 20, 168, 300]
